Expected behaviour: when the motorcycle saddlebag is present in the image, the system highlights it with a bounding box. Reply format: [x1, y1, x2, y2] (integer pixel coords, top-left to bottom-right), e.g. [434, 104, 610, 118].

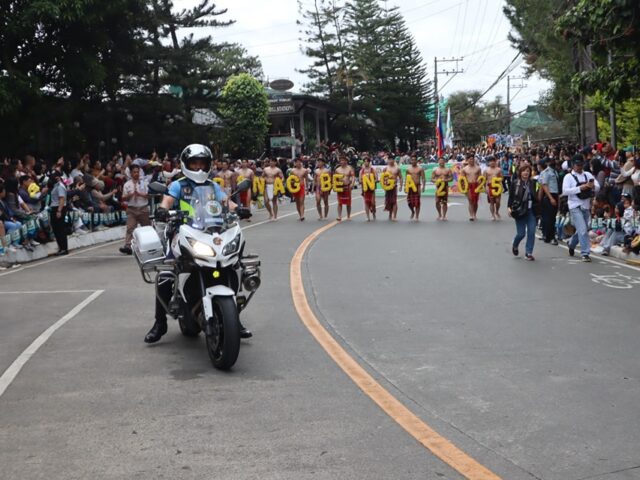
[132, 226, 165, 270]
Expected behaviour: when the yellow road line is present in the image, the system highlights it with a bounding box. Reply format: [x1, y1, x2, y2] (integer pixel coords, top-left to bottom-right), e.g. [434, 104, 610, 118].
[290, 220, 502, 480]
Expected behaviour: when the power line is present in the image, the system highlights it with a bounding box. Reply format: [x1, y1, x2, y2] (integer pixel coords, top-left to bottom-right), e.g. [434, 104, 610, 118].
[448, 2, 463, 57]
[452, 52, 521, 115]
[456, 0, 469, 58]
[468, 2, 505, 74]
[406, 2, 463, 26]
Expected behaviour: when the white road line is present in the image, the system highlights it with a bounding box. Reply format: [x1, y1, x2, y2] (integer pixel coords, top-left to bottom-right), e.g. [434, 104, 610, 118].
[555, 243, 640, 273]
[0, 289, 104, 399]
[0, 290, 96, 295]
[244, 200, 339, 230]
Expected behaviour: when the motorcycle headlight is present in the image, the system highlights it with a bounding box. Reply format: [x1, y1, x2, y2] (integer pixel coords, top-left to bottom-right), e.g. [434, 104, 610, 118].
[188, 238, 216, 258]
[222, 234, 241, 256]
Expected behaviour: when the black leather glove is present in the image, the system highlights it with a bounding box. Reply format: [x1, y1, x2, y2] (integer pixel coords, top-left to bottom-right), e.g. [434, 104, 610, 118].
[154, 207, 168, 222]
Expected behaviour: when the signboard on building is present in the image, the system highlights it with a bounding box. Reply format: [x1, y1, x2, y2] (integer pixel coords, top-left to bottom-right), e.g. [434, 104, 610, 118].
[270, 79, 294, 91]
[270, 136, 296, 148]
[269, 94, 295, 115]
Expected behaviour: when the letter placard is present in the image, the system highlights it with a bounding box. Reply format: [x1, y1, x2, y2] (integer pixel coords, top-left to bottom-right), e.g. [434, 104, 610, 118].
[333, 174, 344, 193]
[362, 173, 376, 192]
[286, 175, 301, 193]
[320, 173, 332, 192]
[381, 171, 395, 191]
[273, 177, 286, 196]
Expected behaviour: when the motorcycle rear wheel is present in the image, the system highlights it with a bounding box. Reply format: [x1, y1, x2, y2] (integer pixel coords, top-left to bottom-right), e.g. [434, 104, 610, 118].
[205, 296, 240, 370]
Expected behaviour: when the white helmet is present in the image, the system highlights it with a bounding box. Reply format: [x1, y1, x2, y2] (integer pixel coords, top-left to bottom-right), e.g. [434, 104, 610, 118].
[179, 144, 213, 184]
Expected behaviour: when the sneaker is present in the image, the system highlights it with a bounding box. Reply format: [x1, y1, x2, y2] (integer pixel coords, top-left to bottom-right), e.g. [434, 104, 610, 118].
[30, 239, 40, 246]
[581, 255, 591, 262]
[551, 239, 558, 246]
[568, 246, 575, 257]
[512, 246, 519, 256]
[601, 249, 610, 256]
[525, 254, 535, 261]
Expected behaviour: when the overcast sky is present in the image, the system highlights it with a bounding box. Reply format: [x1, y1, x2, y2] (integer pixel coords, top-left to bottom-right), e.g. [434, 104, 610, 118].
[176, 0, 550, 113]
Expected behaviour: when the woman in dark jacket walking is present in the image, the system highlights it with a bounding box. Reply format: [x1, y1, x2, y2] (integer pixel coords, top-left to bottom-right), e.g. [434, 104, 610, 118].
[508, 164, 540, 261]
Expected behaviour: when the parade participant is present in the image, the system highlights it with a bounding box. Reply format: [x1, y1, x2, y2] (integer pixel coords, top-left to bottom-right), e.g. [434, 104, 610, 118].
[508, 164, 539, 261]
[359, 156, 378, 221]
[236, 159, 254, 212]
[562, 154, 600, 262]
[290, 157, 310, 221]
[335, 155, 355, 221]
[383, 156, 402, 221]
[431, 157, 453, 220]
[485, 155, 503, 220]
[263, 158, 284, 221]
[216, 159, 236, 197]
[314, 158, 331, 220]
[461, 153, 482, 221]
[406, 155, 426, 221]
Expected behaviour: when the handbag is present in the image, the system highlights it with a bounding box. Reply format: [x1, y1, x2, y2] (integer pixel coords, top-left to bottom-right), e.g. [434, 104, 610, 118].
[511, 180, 529, 218]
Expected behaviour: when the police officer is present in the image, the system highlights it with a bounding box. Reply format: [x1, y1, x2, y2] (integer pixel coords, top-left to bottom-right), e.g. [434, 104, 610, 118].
[145, 144, 252, 343]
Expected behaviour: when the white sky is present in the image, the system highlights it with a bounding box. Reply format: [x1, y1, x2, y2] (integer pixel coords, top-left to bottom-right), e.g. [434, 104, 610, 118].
[176, 0, 550, 113]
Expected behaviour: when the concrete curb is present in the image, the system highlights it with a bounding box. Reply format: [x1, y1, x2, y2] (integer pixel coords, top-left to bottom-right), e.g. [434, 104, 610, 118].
[559, 239, 639, 263]
[0, 226, 125, 267]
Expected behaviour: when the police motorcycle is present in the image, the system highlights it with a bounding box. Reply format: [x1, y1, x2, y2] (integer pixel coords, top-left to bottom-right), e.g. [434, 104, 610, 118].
[132, 177, 260, 370]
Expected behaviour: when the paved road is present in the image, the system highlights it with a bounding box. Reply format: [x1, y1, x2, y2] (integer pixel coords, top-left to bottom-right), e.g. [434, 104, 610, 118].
[1, 194, 639, 479]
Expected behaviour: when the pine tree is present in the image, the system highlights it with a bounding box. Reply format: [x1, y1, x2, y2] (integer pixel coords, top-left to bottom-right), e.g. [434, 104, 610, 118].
[297, 0, 343, 99]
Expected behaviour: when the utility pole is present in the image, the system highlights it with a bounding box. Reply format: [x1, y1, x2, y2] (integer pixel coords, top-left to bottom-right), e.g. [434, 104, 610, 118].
[506, 75, 526, 134]
[608, 50, 617, 149]
[434, 57, 464, 112]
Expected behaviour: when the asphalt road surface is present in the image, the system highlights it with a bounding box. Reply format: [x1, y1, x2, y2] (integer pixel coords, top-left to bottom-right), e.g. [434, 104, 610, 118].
[1, 194, 639, 480]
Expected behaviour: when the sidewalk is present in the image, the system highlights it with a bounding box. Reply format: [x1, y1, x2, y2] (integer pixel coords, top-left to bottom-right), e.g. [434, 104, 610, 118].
[0, 226, 125, 267]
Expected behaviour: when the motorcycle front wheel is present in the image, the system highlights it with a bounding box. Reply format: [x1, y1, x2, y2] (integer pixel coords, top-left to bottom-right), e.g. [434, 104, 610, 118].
[205, 296, 240, 370]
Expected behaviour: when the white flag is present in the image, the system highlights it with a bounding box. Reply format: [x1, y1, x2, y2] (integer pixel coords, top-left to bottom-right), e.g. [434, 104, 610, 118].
[444, 107, 454, 148]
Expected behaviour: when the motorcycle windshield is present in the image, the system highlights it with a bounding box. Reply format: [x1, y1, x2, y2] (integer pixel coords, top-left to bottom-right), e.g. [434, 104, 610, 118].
[188, 185, 224, 230]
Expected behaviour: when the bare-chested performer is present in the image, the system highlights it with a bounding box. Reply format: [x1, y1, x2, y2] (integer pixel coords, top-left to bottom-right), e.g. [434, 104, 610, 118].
[290, 157, 310, 221]
[383, 156, 403, 221]
[406, 155, 426, 221]
[314, 158, 331, 220]
[431, 157, 454, 220]
[263, 158, 284, 220]
[334, 155, 355, 221]
[461, 153, 482, 221]
[359, 156, 378, 221]
[484, 155, 503, 221]
[216, 159, 237, 197]
[236, 159, 255, 211]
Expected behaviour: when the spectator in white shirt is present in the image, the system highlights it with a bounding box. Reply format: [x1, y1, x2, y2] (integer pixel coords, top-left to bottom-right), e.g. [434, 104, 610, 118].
[562, 154, 600, 262]
[119, 164, 150, 255]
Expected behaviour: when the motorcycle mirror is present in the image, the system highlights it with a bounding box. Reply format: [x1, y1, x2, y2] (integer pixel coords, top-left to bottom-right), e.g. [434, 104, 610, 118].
[148, 182, 168, 195]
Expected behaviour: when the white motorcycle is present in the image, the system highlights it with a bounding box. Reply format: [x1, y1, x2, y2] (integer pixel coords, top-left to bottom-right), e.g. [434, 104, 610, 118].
[132, 180, 260, 370]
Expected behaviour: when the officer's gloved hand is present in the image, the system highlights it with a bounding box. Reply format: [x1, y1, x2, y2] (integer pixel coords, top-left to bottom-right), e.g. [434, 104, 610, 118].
[155, 207, 169, 222]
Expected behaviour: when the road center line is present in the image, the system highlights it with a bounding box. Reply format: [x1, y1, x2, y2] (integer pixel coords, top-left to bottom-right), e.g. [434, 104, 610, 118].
[0, 289, 104, 399]
[290, 218, 502, 480]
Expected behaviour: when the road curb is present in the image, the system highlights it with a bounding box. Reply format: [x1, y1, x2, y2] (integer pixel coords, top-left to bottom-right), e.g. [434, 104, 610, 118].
[0, 226, 125, 267]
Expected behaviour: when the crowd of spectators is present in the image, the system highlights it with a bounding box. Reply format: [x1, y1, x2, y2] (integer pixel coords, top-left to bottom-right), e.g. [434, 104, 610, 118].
[2, 140, 639, 259]
[0, 151, 174, 257]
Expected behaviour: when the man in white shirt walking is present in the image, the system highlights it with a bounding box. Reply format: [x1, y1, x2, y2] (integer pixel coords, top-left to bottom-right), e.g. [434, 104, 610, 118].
[561, 154, 600, 262]
[120, 164, 150, 255]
